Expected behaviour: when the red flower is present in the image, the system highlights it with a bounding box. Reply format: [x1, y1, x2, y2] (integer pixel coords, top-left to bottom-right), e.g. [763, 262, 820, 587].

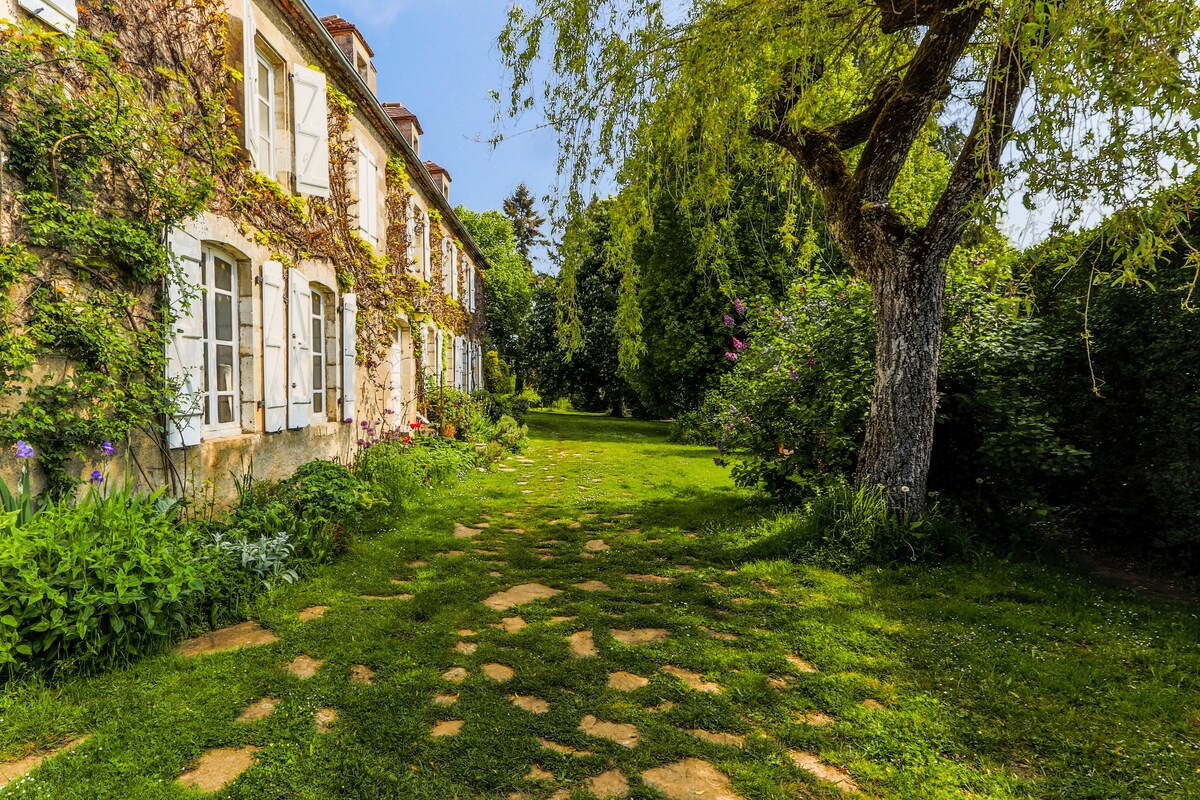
[409, 422, 420, 430]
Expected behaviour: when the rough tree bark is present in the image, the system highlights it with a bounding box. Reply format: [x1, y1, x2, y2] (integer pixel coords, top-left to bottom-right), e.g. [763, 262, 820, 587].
[751, 0, 1032, 515]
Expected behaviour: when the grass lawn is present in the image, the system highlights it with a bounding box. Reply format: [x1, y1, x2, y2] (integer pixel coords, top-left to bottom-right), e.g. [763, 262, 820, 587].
[2, 411, 1198, 799]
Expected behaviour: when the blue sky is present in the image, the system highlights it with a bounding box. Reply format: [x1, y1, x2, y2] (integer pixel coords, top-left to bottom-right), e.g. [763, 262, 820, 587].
[310, 0, 564, 268]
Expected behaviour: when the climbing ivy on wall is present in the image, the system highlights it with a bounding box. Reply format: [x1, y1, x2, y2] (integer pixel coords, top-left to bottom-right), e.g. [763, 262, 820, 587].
[0, 1, 484, 494]
[0, 3, 235, 494]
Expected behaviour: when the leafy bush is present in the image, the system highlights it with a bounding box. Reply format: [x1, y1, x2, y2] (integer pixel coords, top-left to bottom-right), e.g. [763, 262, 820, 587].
[548, 397, 574, 413]
[692, 268, 1084, 519]
[483, 349, 515, 394]
[354, 437, 480, 524]
[208, 531, 299, 588]
[748, 483, 973, 570]
[473, 390, 532, 424]
[0, 487, 199, 674]
[179, 547, 262, 635]
[493, 415, 529, 452]
[425, 386, 490, 441]
[279, 459, 372, 529]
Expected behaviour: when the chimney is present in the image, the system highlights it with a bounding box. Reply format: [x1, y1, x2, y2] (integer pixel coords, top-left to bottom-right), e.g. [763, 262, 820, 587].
[383, 103, 423, 155]
[320, 15, 377, 96]
[423, 161, 451, 201]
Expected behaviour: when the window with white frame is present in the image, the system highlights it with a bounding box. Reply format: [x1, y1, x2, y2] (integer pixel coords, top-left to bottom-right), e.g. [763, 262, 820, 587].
[254, 52, 275, 175]
[200, 246, 241, 434]
[422, 211, 432, 280]
[311, 289, 328, 418]
[406, 208, 417, 269]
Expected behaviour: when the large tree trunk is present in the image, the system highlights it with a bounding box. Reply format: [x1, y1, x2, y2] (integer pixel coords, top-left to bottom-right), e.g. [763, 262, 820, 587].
[855, 250, 947, 517]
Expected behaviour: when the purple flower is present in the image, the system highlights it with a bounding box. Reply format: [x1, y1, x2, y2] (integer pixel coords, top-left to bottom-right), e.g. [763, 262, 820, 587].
[101, 441, 114, 456]
[713, 457, 726, 467]
[15, 441, 33, 459]
[360, 420, 369, 428]
[723, 314, 735, 328]
[724, 352, 738, 362]
[732, 337, 747, 352]
[733, 298, 746, 315]
[89, 470, 104, 485]
[384, 409, 394, 415]
[807, 357, 817, 367]
[789, 368, 799, 380]
[344, 417, 353, 424]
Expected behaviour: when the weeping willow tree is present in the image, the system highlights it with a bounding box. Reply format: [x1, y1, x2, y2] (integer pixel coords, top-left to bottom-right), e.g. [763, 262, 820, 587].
[497, 0, 1200, 514]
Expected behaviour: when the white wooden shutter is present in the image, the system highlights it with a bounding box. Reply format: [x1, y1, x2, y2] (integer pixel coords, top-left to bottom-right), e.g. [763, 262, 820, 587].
[166, 226, 204, 449]
[262, 260, 287, 433]
[288, 273, 312, 429]
[292, 65, 330, 197]
[241, 0, 258, 167]
[17, 0, 77, 35]
[341, 294, 358, 424]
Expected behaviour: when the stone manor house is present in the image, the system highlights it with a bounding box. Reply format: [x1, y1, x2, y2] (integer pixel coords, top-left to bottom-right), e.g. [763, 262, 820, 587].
[2, 0, 488, 495]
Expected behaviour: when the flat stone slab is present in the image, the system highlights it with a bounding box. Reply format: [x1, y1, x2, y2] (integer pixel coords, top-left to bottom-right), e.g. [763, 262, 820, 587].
[798, 711, 836, 727]
[687, 729, 745, 748]
[588, 769, 629, 797]
[177, 621, 278, 657]
[286, 655, 324, 679]
[574, 580, 610, 592]
[315, 707, 338, 733]
[608, 671, 649, 691]
[454, 523, 482, 539]
[662, 665, 721, 694]
[626, 574, 671, 584]
[433, 693, 459, 706]
[580, 715, 638, 748]
[455, 641, 478, 655]
[538, 738, 592, 757]
[700, 627, 738, 641]
[527, 765, 555, 781]
[483, 663, 515, 682]
[458, 629, 477, 637]
[584, 539, 610, 552]
[550, 616, 577, 624]
[786, 655, 818, 673]
[568, 630, 597, 658]
[789, 751, 860, 793]
[298, 605, 329, 622]
[511, 695, 550, 714]
[359, 594, 413, 601]
[862, 698, 886, 711]
[484, 583, 561, 611]
[495, 616, 528, 633]
[350, 665, 375, 685]
[442, 667, 469, 683]
[0, 737, 89, 789]
[431, 720, 464, 738]
[611, 628, 669, 645]
[176, 746, 260, 793]
[642, 759, 744, 800]
[237, 698, 278, 723]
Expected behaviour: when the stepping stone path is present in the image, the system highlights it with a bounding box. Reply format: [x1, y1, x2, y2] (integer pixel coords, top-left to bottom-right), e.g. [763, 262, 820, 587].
[608, 671, 649, 691]
[799, 711, 836, 727]
[177, 621, 278, 657]
[0, 738, 89, 789]
[662, 665, 721, 694]
[360, 593, 413, 601]
[611, 628, 669, 645]
[568, 630, 598, 657]
[688, 729, 745, 748]
[431, 720, 464, 738]
[580, 715, 639, 748]
[700, 626, 738, 641]
[237, 698, 279, 722]
[454, 523, 481, 539]
[575, 580, 610, 592]
[442, 667, 469, 683]
[433, 693, 458, 705]
[584, 539, 610, 552]
[626, 573, 671, 584]
[496, 616, 527, 633]
[287, 655, 324, 679]
[527, 765, 555, 781]
[298, 605, 329, 621]
[483, 663, 515, 682]
[787, 655, 818, 673]
[484, 583, 560, 611]
[455, 641, 478, 655]
[511, 695, 550, 713]
[350, 665, 375, 685]
[862, 698, 886, 711]
[176, 746, 260, 793]
[642, 759, 744, 800]
[588, 769, 629, 797]
[315, 707, 338, 733]
[539, 738, 592, 757]
[789, 751, 860, 793]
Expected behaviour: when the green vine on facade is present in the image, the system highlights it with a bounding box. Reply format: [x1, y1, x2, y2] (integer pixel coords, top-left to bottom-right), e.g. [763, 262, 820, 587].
[0, 2, 235, 495]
